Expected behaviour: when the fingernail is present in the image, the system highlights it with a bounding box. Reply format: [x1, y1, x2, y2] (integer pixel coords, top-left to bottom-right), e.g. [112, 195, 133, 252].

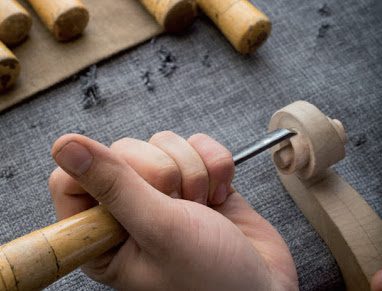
[54, 142, 93, 176]
[213, 184, 227, 205]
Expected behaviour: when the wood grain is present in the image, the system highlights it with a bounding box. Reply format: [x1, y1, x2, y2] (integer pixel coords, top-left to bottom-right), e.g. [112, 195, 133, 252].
[269, 101, 382, 290]
[0, 206, 126, 290]
[0, 0, 32, 46]
[196, 0, 271, 54]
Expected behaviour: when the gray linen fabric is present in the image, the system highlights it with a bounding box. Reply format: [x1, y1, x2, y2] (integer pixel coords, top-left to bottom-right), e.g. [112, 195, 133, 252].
[0, 0, 381, 290]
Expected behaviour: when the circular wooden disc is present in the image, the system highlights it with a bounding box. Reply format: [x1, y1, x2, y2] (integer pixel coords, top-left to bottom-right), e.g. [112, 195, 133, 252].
[0, 12, 32, 46]
[53, 6, 89, 41]
[268, 101, 346, 179]
[162, 1, 197, 33]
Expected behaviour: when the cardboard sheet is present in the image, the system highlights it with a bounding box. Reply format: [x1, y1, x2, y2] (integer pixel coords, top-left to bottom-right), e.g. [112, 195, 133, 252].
[0, 0, 163, 112]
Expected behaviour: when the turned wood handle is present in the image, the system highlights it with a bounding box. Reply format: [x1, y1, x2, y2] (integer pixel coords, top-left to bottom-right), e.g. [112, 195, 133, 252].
[196, 0, 271, 54]
[0, 206, 126, 291]
[26, 0, 89, 41]
[0, 0, 32, 46]
[0, 41, 20, 93]
[139, 0, 197, 33]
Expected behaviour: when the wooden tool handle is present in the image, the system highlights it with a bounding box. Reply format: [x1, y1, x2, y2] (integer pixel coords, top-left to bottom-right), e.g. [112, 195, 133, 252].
[0, 41, 20, 93]
[139, 0, 197, 33]
[0, 0, 32, 46]
[0, 206, 126, 290]
[26, 0, 89, 41]
[196, 0, 271, 54]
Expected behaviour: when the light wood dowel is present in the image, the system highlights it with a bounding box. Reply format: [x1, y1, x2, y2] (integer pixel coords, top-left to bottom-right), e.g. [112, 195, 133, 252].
[0, 206, 126, 291]
[196, 0, 271, 54]
[26, 0, 89, 41]
[139, 0, 197, 33]
[0, 0, 32, 46]
[0, 41, 20, 93]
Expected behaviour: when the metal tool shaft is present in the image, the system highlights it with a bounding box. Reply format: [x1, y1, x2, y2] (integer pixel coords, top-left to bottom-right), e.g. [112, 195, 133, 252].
[233, 128, 296, 166]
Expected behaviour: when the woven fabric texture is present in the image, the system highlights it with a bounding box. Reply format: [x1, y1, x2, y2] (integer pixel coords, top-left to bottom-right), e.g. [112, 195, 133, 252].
[0, 0, 381, 290]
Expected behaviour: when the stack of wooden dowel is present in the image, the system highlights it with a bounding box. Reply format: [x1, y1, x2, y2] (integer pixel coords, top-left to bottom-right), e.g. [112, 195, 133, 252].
[140, 0, 271, 54]
[0, 0, 90, 92]
[0, 0, 271, 93]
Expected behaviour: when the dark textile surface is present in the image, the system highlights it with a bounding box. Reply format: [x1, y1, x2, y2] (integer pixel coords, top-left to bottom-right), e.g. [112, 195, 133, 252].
[0, 0, 381, 290]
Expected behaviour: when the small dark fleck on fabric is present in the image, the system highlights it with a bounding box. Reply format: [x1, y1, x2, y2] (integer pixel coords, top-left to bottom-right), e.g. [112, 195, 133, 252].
[201, 53, 211, 67]
[157, 46, 177, 77]
[0, 166, 15, 179]
[29, 120, 43, 129]
[351, 133, 367, 147]
[72, 128, 86, 134]
[80, 65, 105, 109]
[140, 69, 155, 92]
[150, 37, 157, 46]
[318, 4, 331, 17]
[318, 23, 330, 38]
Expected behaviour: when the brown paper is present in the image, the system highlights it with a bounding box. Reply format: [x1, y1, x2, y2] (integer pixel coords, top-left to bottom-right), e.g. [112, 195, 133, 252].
[0, 0, 163, 112]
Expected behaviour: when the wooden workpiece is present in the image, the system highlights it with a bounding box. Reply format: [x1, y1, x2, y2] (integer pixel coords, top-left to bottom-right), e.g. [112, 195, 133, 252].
[0, 206, 126, 291]
[196, 0, 271, 54]
[269, 101, 382, 291]
[139, 0, 197, 33]
[26, 0, 89, 41]
[0, 41, 20, 93]
[0, 0, 32, 46]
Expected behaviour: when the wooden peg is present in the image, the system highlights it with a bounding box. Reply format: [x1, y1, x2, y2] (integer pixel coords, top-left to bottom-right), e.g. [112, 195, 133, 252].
[269, 101, 382, 291]
[0, 0, 32, 46]
[0, 206, 126, 290]
[196, 0, 271, 54]
[0, 41, 20, 93]
[139, 0, 197, 33]
[26, 0, 89, 41]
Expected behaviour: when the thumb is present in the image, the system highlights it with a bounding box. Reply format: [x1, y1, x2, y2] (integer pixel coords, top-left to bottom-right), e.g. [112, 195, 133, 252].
[51, 134, 176, 242]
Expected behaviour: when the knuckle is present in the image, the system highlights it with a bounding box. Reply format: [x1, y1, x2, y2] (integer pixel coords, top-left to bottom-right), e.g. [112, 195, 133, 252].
[152, 163, 181, 194]
[188, 133, 208, 143]
[149, 131, 177, 144]
[186, 168, 208, 186]
[208, 153, 234, 177]
[110, 138, 131, 151]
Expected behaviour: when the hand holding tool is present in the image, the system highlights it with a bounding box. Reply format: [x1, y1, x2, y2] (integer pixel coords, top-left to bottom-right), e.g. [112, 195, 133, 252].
[0, 127, 294, 290]
[2, 102, 377, 291]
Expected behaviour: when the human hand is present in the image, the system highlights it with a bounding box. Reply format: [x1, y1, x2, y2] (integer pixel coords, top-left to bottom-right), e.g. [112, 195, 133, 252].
[49, 132, 298, 290]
